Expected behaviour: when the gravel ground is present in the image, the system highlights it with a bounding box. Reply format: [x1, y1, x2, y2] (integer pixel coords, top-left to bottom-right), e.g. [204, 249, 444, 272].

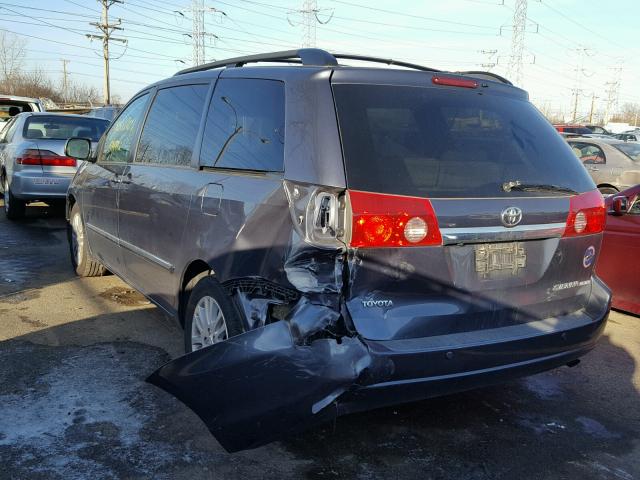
[0, 201, 638, 480]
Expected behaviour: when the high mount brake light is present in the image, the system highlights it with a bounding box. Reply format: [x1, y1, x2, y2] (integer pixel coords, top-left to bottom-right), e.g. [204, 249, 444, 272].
[16, 149, 76, 167]
[432, 76, 479, 89]
[348, 190, 442, 248]
[563, 189, 605, 237]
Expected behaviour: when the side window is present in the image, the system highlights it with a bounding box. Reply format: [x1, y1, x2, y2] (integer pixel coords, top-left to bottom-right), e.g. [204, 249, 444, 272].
[200, 78, 285, 172]
[569, 142, 606, 165]
[100, 93, 149, 164]
[629, 196, 640, 215]
[135, 84, 209, 166]
[2, 118, 19, 143]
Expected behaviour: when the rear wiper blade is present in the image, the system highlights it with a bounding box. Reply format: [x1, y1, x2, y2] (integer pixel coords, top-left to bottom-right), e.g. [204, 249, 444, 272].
[502, 181, 577, 195]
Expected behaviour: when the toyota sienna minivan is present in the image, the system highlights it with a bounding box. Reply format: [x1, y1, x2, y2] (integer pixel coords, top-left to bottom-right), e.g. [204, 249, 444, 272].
[64, 49, 611, 452]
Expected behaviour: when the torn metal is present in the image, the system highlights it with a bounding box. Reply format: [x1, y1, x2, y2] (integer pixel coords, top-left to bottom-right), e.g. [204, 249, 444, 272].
[148, 304, 393, 452]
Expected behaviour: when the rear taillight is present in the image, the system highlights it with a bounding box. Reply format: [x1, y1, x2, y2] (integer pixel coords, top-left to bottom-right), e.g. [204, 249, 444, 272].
[348, 190, 442, 248]
[16, 149, 76, 167]
[563, 190, 605, 237]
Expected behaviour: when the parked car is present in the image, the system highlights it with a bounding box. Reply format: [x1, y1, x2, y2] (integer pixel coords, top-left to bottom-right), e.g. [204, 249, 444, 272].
[0, 112, 108, 219]
[553, 124, 593, 135]
[65, 49, 611, 452]
[596, 185, 640, 315]
[584, 125, 613, 136]
[85, 105, 119, 122]
[0, 95, 45, 132]
[612, 132, 639, 142]
[567, 136, 640, 195]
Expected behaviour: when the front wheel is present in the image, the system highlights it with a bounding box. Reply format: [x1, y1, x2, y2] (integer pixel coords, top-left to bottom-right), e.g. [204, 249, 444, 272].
[68, 204, 106, 277]
[3, 176, 25, 220]
[184, 276, 244, 353]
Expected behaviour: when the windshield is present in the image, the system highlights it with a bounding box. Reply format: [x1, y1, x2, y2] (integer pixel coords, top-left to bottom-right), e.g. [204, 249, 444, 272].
[333, 84, 595, 198]
[0, 101, 34, 123]
[24, 116, 108, 142]
[614, 142, 640, 161]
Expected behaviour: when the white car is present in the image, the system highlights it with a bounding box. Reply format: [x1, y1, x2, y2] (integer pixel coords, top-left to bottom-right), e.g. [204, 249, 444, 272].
[0, 95, 45, 132]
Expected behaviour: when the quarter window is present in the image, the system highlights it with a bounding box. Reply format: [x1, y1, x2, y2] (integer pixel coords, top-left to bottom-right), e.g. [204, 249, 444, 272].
[136, 84, 209, 166]
[200, 79, 285, 172]
[569, 142, 606, 164]
[100, 93, 149, 164]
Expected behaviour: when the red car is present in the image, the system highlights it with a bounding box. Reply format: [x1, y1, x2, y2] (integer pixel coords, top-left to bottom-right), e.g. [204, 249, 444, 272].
[596, 184, 640, 315]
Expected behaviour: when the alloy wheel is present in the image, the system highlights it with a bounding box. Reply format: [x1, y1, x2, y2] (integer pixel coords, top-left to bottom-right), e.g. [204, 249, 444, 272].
[191, 295, 228, 351]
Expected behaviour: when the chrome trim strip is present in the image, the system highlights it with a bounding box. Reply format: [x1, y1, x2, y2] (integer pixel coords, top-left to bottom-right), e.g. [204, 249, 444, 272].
[86, 222, 118, 244]
[85, 223, 175, 272]
[441, 222, 566, 245]
[118, 237, 175, 272]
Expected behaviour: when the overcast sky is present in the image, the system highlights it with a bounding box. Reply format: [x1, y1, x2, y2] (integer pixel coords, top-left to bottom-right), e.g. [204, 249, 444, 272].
[4, 0, 639, 120]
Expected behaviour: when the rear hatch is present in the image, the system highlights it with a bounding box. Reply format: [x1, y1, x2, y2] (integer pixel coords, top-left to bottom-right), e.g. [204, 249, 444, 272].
[21, 115, 108, 174]
[331, 71, 605, 341]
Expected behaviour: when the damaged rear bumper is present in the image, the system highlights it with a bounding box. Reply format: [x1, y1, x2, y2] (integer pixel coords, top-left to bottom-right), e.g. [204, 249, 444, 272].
[148, 279, 610, 452]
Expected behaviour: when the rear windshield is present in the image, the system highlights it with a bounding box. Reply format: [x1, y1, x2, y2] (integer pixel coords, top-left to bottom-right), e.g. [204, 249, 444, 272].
[333, 84, 595, 198]
[24, 116, 108, 142]
[0, 101, 34, 123]
[614, 142, 640, 161]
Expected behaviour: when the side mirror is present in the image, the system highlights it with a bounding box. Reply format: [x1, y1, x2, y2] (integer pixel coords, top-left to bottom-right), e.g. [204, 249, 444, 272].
[65, 137, 94, 162]
[611, 195, 628, 216]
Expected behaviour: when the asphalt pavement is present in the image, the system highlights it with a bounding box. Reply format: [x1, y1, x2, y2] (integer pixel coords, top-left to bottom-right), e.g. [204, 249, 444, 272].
[0, 201, 638, 480]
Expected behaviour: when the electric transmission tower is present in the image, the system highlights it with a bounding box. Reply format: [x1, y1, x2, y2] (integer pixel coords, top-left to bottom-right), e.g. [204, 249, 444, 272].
[186, 0, 223, 66]
[570, 46, 594, 122]
[506, 0, 528, 86]
[288, 1, 333, 48]
[86, 0, 126, 105]
[603, 63, 623, 124]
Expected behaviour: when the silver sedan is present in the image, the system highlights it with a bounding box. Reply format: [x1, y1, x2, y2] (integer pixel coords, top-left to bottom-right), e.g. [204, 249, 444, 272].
[567, 136, 640, 195]
[0, 112, 108, 219]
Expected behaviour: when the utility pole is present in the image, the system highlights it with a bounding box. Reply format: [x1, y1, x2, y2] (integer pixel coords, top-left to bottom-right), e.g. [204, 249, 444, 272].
[570, 46, 592, 123]
[60, 59, 70, 103]
[588, 93, 598, 124]
[288, 0, 333, 48]
[506, 0, 527, 86]
[86, 0, 126, 105]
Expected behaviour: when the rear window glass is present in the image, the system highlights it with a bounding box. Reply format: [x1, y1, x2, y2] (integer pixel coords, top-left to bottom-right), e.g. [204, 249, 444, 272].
[614, 142, 640, 161]
[0, 101, 33, 123]
[333, 84, 595, 198]
[24, 116, 108, 142]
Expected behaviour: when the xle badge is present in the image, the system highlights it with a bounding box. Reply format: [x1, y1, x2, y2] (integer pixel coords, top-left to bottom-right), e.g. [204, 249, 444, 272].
[583, 246, 596, 268]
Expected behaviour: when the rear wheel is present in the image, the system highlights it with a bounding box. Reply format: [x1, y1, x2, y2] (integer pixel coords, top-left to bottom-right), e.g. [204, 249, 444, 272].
[68, 203, 106, 277]
[184, 276, 244, 353]
[598, 186, 618, 196]
[3, 176, 25, 220]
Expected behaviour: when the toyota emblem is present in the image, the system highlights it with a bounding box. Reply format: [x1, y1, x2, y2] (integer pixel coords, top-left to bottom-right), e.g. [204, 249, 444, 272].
[501, 206, 523, 228]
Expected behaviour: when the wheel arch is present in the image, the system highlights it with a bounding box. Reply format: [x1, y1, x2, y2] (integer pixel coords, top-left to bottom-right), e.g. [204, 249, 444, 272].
[179, 259, 215, 327]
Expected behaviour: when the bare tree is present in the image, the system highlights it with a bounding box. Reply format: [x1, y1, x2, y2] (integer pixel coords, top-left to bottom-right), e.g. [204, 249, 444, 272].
[0, 32, 26, 82]
[610, 103, 640, 126]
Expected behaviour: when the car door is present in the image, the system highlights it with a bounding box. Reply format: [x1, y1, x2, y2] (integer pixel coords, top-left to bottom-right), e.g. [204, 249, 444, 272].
[597, 188, 640, 312]
[571, 141, 607, 185]
[116, 82, 211, 311]
[81, 93, 150, 272]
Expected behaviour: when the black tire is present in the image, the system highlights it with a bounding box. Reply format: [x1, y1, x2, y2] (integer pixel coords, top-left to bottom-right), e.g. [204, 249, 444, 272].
[598, 186, 618, 196]
[68, 203, 106, 277]
[3, 176, 26, 220]
[183, 275, 244, 353]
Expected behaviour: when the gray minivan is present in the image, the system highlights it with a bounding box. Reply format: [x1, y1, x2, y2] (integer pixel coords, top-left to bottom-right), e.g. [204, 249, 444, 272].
[65, 49, 611, 452]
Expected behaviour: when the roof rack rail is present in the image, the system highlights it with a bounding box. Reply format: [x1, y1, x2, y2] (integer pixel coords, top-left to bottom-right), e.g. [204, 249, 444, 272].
[455, 70, 513, 85]
[175, 49, 338, 75]
[332, 53, 440, 72]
